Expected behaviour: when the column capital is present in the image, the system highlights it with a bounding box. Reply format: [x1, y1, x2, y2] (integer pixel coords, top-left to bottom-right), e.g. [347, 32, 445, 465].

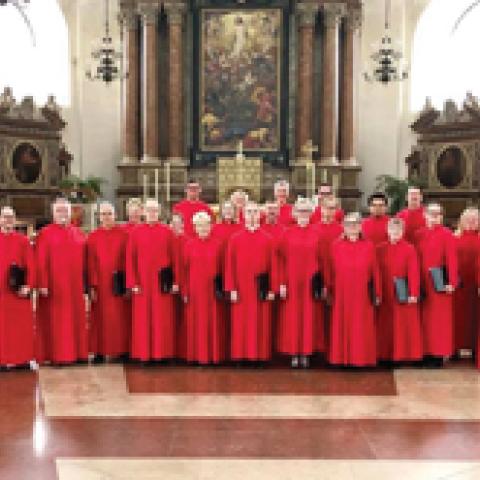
[138, 2, 161, 25]
[120, 8, 139, 30]
[296, 3, 318, 28]
[345, 5, 362, 31]
[165, 3, 187, 25]
[322, 2, 346, 29]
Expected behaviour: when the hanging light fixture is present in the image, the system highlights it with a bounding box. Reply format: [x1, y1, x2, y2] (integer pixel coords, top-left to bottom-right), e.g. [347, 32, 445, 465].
[364, 0, 408, 84]
[86, 0, 123, 83]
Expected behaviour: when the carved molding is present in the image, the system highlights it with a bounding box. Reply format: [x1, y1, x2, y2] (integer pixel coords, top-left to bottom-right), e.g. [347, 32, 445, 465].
[296, 3, 318, 28]
[138, 2, 161, 25]
[164, 3, 187, 25]
[322, 2, 346, 29]
[345, 5, 362, 31]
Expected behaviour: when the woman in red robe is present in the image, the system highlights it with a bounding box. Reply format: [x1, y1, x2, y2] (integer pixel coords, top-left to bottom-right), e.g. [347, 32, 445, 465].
[328, 212, 381, 367]
[225, 202, 276, 364]
[277, 198, 325, 368]
[377, 218, 422, 363]
[0, 207, 35, 368]
[36, 198, 88, 365]
[182, 212, 224, 364]
[453, 208, 480, 355]
[87, 202, 130, 360]
[126, 199, 177, 362]
[415, 203, 458, 367]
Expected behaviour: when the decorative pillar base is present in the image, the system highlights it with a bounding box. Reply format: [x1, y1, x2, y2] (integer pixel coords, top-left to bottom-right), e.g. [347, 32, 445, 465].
[320, 156, 339, 166]
[141, 155, 161, 164]
[121, 156, 138, 164]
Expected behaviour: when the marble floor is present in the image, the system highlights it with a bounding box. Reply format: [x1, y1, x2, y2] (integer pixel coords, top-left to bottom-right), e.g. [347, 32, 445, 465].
[1, 361, 480, 479]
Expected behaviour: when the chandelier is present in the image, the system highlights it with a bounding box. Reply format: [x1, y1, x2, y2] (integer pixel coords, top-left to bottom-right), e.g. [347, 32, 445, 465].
[86, 0, 123, 83]
[364, 0, 408, 84]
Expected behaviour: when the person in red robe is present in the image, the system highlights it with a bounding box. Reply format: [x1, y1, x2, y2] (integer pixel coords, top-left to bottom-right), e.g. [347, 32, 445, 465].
[274, 179, 295, 226]
[453, 208, 480, 356]
[0, 207, 35, 368]
[225, 202, 276, 365]
[397, 187, 426, 244]
[122, 197, 143, 235]
[261, 201, 286, 239]
[36, 198, 88, 365]
[172, 179, 214, 237]
[126, 198, 177, 362]
[376, 218, 422, 363]
[311, 184, 344, 224]
[415, 203, 458, 367]
[87, 202, 130, 361]
[230, 190, 249, 224]
[212, 200, 242, 245]
[361, 192, 390, 245]
[328, 212, 381, 367]
[278, 198, 325, 368]
[182, 212, 224, 364]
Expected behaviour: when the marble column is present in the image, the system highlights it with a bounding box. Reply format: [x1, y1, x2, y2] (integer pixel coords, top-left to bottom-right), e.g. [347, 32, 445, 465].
[295, 4, 317, 158]
[340, 6, 361, 165]
[140, 3, 160, 163]
[320, 3, 345, 165]
[166, 3, 186, 161]
[121, 9, 140, 164]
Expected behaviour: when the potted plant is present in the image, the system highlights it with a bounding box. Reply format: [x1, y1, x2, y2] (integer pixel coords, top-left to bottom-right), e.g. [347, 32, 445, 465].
[375, 175, 424, 215]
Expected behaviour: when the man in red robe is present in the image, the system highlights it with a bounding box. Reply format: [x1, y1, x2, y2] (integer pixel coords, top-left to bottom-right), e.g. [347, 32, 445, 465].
[122, 197, 143, 235]
[397, 187, 426, 244]
[0, 207, 35, 368]
[126, 198, 177, 362]
[172, 179, 214, 237]
[274, 179, 295, 225]
[212, 200, 242, 245]
[416, 203, 458, 367]
[314, 198, 343, 247]
[36, 198, 88, 365]
[311, 184, 344, 224]
[362, 192, 389, 245]
[87, 202, 130, 360]
[225, 202, 276, 365]
[261, 201, 286, 239]
[377, 218, 422, 363]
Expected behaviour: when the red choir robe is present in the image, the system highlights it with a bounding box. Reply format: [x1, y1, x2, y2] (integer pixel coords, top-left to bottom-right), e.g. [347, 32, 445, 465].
[311, 207, 344, 224]
[415, 225, 458, 357]
[225, 228, 276, 361]
[397, 207, 426, 244]
[277, 203, 295, 226]
[212, 221, 242, 248]
[454, 231, 480, 351]
[87, 226, 130, 357]
[328, 238, 381, 366]
[126, 223, 176, 361]
[121, 222, 141, 236]
[361, 215, 390, 245]
[172, 199, 214, 238]
[376, 239, 423, 361]
[0, 231, 35, 366]
[182, 236, 224, 364]
[173, 232, 188, 359]
[277, 224, 325, 356]
[36, 224, 88, 364]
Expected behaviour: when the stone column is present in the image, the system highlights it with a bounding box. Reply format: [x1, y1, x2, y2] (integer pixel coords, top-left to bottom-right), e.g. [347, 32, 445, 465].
[166, 3, 186, 161]
[320, 3, 345, 165]
[295, 4, 317, 158]
[121, 9, 140, 163]
[139, 3, 160, 163]
[340, 6, 361, 165]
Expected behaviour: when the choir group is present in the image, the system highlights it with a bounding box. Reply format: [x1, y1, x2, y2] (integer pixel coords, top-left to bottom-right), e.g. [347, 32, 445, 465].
[0, 179, 479, 370]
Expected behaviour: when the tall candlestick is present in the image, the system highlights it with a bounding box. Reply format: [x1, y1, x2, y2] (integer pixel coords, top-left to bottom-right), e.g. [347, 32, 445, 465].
[311, 162, 316, 199]
[143, 173, 148, 202]
[154, 169, 159, 202]
[165, 162, 171, 203]
[332, 172, 340, 195]
[322, 168, 328, 184]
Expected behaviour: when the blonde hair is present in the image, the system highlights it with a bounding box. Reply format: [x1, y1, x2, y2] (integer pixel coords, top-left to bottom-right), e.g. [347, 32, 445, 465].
[294, 196, 314, 213]
[126, 197, 142, 209]
[192, 211, 211, 225]
[457, 207, 480, 234]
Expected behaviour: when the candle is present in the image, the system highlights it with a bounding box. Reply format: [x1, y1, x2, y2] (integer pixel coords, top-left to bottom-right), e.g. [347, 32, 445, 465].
[311, 162, 316, 199]
[322, 168, 328, 184]
[332, 172, 340, 195]
[154, 169, 159, 202]
[143, 173, 148, 202]
[165, 162, 171, 203]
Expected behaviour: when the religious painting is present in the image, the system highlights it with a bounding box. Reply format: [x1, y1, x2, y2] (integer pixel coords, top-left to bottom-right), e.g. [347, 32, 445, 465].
[12, 142, 42, 184]
[200, 9, 282, 151]
[436, 146, 466, 189]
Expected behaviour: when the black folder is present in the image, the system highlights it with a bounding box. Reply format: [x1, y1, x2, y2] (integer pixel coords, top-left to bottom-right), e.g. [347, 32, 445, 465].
[8, 264, 26, 292]
[214, 274, 224, 301]
[159, 266, 174, 293]
[112, 270, 127, 296]
[393, 277, 409, 304]
[429, 266, 448, 293]
[368, 278, 378, 306]
[256, 273, 270, 301]
[311, 271, 323, 301]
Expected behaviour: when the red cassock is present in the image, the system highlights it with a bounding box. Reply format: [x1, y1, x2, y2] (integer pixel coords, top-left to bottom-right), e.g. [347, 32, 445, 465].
[172, 232, 188, 359]
[328, 238, 381, 366]
[397, 207, 426, 244]
[454, 231, 480, 351]
[172, 199, 214, 238]
[182, 236, 224, 364]
[415, 225, 458, 357]
[278, 203, 295, 226]
[87, 226, 130, 357]
[121, 222, 141, 235]
[36, 224, 88, 364]
[212, 221, 242, 249]
[311, 207, 344, 224]
[0, 232, 35, 366]
[361, 215, 389, 245]
[376, 240, 423, 361]
[277, 225, 325, 356]
[126, 223, 176, 361]
[225, 229, 275, 361]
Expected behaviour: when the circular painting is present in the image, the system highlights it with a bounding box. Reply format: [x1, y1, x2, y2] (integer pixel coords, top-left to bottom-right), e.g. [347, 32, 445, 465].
[12, 143, 42, 184]
[436, 147, 466, 189]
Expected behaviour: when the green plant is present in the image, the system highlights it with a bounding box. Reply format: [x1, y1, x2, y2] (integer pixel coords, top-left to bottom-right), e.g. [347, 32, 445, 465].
[59, 174, 107, 203]
[375, 175, 423, 215]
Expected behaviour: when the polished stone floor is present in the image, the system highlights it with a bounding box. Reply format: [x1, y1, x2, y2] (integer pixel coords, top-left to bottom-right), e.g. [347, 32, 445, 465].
[1, 361, 480, 479]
